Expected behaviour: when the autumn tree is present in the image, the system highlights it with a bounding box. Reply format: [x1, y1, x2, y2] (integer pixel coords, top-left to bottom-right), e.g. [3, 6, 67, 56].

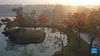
[87, 8, 100, 51]
[64, 12, 89, 47]
[14, 13, 26, 27]
[12, 7, 34, 27]
[36, 14, 49, 27]
[12, 7, 26, 27]
[1, 18, 14, 30]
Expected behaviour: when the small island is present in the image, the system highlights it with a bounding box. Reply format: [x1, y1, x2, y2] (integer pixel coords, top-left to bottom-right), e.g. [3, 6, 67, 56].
[3, 29, 46, 44]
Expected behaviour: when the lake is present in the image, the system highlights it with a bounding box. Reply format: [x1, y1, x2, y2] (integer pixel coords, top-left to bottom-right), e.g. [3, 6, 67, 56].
[0, 18, 68, 56]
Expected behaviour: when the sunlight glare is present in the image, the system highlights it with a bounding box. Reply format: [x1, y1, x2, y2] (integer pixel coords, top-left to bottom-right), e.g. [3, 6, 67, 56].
[57, 0, 100, 5]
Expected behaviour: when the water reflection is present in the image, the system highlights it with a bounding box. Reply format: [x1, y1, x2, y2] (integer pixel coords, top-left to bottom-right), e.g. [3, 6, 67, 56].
[5, 40, 19, 52]
[0, 23, 2, 28]
[20, 45, 34, 56]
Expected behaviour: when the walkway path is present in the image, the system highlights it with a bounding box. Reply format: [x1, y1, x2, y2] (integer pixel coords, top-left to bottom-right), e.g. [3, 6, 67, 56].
[80, 33, 90, 44]
[80, 33, 100, 50]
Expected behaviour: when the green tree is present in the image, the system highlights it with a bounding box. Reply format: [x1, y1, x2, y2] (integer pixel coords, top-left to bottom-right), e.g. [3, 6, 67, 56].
[12, 7, 23, 14]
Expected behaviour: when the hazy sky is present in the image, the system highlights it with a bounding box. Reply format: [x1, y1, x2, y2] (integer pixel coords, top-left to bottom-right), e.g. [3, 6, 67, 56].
[0, 0, 100, 5]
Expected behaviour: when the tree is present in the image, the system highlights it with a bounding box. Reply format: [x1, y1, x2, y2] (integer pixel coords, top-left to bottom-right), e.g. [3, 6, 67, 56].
[76, 6, 90, 15]
[30, 10, 37, 19]
[1, 18, 14, 30]
[87, 8, 100, 52]
[12, 7, 23, 14]
[12, 7, 27, 27]
[64, 12, 89, 47]
[14, 13, 27, 27]
[49, 5, 66, 25]
[53, 24, 67, 54]
[36, 14, 49, 27]
[29, 10, 37, 26]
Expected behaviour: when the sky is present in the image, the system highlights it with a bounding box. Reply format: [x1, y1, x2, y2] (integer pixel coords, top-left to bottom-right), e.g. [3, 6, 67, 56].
[0, 0, 100, 5]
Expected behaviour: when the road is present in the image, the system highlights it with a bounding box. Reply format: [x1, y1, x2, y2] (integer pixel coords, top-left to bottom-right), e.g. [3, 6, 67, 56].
[80, 33, 100, 50]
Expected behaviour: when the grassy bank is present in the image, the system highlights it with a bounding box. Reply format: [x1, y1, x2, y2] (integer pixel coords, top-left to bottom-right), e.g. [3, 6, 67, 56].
[53, 31, 90, 56]
[3, 29, 46, 44]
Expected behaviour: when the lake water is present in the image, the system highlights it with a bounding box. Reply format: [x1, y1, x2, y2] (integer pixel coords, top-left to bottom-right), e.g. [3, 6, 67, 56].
[0, 18, 68, 56]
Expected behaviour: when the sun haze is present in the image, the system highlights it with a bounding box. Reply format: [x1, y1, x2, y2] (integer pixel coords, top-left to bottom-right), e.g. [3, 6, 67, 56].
[0, 0, 100, 5]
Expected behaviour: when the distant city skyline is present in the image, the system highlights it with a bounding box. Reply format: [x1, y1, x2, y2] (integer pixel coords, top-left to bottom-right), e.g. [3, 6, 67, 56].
[0, 0, 100, 6]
